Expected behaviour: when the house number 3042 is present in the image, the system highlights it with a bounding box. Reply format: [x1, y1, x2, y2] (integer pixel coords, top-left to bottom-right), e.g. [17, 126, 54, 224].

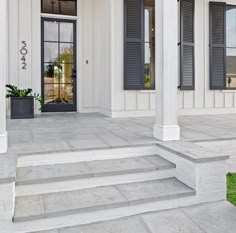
[20, 41, 28, 70]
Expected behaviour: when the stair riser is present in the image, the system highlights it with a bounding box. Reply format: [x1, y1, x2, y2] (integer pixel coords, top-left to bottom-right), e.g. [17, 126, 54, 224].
[17, 146, 158, 167]
[16, 169, 175, 197]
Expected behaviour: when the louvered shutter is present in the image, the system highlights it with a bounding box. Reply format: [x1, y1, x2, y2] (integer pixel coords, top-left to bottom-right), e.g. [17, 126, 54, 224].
[209, 2, 226, 90]
[180, 0, 195, 90]
[124, 0, 144, 90]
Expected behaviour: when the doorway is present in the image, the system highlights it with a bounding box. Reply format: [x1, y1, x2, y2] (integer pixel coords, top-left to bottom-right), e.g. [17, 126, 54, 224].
[41, 18, 77, 112]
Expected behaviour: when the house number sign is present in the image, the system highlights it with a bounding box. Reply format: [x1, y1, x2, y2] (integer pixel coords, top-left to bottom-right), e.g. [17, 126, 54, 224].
[20, 41, 28, 70]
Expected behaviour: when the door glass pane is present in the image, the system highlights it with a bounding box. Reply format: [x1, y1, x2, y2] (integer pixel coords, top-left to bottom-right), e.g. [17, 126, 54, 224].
[144, 0, 155, 90]
[44, 42, 59, 62]
[44, 21, 58, 41]
[61, 63, 73, 84]
[44, 63, 63, 84]
[44, 84, 74, 104]
[60, 23, 73, 42]
[41, 0, 77, 16]
[60, 43, 74, 63]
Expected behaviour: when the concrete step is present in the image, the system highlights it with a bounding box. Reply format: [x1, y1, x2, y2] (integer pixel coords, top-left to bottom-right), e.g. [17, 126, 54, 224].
[13, 178, 195, 222]
[16, 155, 175, 186]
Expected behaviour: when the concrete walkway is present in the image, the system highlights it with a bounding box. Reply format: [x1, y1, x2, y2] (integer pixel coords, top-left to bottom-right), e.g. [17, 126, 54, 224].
[31, 201, 236, 233]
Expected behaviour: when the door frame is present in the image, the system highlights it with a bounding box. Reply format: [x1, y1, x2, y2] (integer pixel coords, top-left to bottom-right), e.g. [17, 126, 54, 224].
[41, 17, 77, 112]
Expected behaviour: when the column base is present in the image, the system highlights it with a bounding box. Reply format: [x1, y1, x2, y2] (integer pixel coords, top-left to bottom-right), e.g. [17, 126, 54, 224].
[0, 132, 8, 153]
[154, 124, 180, 141]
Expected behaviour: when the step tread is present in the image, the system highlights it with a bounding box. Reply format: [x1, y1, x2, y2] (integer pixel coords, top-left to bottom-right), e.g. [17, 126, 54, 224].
[14, 178, 195, 222]
[16, 155, 175, 185]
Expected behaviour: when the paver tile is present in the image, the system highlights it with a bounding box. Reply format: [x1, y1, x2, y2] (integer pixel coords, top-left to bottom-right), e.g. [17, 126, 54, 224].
[116, 178, 194, 203]
[142, 209, 205, 233]
[43, 186, 127, 216]
[14, 195, 44, 219]
[182, 201, 236, 233]
[59, 218, 149, 233]
[17, 162, 91, 184]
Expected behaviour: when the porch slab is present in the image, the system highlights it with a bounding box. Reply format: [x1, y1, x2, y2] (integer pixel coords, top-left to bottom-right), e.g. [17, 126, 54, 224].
[6, 113, 236, 169]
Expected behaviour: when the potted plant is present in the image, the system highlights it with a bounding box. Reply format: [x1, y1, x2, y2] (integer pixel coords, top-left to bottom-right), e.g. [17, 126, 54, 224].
[6, 84, 42, 119]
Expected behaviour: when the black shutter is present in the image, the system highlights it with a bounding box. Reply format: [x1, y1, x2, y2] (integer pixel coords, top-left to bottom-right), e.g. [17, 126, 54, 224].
[209, 2, 226, 90]
[180, 0, 195, 90]
[124, 0, 144, 90]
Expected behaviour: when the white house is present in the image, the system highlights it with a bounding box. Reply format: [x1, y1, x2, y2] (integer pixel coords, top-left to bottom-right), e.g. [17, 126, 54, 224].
[0, 1, 234, 231]
[1, 0, 236, 152]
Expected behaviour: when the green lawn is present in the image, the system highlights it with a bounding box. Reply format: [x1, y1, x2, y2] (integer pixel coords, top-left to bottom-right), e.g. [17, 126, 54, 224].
[227, 173, 236, 206]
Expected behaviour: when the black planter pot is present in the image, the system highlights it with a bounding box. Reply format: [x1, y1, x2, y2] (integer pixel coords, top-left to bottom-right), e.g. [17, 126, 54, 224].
[11, 96, 34, 119]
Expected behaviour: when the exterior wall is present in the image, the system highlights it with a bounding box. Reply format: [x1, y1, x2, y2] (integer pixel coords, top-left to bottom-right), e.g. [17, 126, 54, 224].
[79, 0, 112, 116]
[8, 0, 112, 116]
[178, 0, 236, 115]
[111, 0, 236, 117]
[111, 0, 155, 117]
[8, 0, 41, 112]
[7, 0, 236, 118]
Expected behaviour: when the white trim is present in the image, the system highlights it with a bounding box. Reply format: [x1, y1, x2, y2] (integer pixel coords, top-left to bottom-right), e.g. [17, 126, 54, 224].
[17, 145, 158, 167]
[0, 132, 8, 154]
[111, 110, 155, 118]
[178, 107, 236, 115]
[0, 182, 15, 220]
[154, 125, 180, 141]
[40, 13, 78, 20]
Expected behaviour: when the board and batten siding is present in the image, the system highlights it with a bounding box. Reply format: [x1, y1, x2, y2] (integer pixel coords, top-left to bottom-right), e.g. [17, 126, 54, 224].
[7, 0, 236, 117]
[111, 0, 236, 117]
[8, 0, 41, 112]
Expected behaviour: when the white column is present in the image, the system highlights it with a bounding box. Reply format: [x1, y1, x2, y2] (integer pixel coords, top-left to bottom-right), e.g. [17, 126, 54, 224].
[154, 0, 180, 141]
[0, 0, 8, 153]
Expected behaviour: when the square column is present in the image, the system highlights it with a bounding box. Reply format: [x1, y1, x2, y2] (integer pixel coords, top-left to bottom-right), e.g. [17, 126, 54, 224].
[0, 0, 8, 153]
[154, 0, 180, 141]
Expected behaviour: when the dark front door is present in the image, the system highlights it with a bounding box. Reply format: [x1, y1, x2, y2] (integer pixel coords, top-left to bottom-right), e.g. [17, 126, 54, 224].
[41, 18, 77, 112]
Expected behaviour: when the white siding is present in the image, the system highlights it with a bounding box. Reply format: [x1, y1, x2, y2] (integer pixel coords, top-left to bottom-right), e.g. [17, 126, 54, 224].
[79, 0, 112, 115]
[111, 0, 236, 117]
[7, 0, 236, 117]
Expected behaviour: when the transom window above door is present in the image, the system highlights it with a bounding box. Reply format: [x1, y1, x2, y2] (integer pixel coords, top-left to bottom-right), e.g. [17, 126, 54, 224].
[41, 0, 77, 16]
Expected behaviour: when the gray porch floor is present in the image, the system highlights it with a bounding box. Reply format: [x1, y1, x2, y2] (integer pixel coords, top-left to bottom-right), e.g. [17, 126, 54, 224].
[7, 112, 236, 172]
[7, 113, 236, 152]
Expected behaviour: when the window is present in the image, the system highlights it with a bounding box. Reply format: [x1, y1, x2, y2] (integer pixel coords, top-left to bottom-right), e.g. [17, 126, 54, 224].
[124, 0, 155, 90]
[209, 2, 236, 90]
[209, 2, 226, 90]
[41, 0, 77, 16]
[180, 0, 195, 90]
[226, 5, 236, 89]
[144, 0, 155, 90]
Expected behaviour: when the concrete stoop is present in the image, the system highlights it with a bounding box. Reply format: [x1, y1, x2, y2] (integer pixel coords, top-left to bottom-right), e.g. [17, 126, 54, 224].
[10, 143, 228, 233]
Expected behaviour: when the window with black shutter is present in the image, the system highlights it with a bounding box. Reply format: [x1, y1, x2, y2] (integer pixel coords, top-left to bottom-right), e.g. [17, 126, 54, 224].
[180, 0, 195, 90]
[209, 2, 226, 90]
[124, 0, 155, 90]
[124, 0, 144, 90]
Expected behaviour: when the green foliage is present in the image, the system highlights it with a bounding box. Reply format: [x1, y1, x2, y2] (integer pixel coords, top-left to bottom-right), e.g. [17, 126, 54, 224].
[227, 173, 236, 206]
[6, 84, 32, 98]
[6, 84, 43, 110]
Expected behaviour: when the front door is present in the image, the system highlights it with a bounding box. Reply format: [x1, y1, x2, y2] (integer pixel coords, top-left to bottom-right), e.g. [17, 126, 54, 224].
[41, 18, 77, 112]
